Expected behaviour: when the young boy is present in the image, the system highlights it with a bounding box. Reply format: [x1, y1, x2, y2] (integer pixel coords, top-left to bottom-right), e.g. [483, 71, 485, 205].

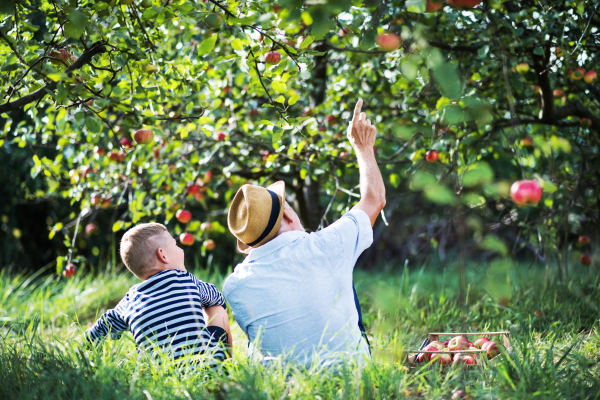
[84, 223, 232, 366]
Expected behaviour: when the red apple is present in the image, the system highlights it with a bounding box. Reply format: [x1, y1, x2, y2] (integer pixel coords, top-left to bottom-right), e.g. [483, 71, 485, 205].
[108, 151, 125, 162]
[578, 236, 591, 246]
[473, 337, 490, 349]
[50, 49, 69, 64]
[376, 33, 401, 51]
[432, 353, 452, 365]
[176, 210, 192, 223]
[553, 89, 565, 97]
[463, 356, 476, 365]
[515, 63, 530, 74]
[486, 342, 503, 359]
[532, 85, 541, 95]
[417, 345, 439, 363]
[570, 67, 585, 80]
[180, 233, 194, 245]
[63, 263, 76, 278]
[154, 147, 160, 159]
[85, 224, 98, 235]
[520, 136, 533, 147]
[510, 179, 542, 206]
[94, 146, 106, 156]
[204, 239, 216, 250]
[426, 150, 439, 162]
[481, 341, 493, 351]
[448, 336, 470, 351]
[580, 118, 592, 128]
[204, 171, 212, 182]
[447, 0, 481, 9]
[133, 129, 154, 144]
[187, 184, 201, 195]
[265, 51, 282, 65]
[425, 0, 443, 12]
[443, 339, 450, 346]
[580, 254, 592, 266]
[249, 109, 261, 116]
[273, 4, 282, 13]
[101, 199, 112, 209]
[584, 70, 597, 84]
[217, 132, 226, 141]
[120, 137, 135, 148]
[326, 115, 337, 125]
[429, 341, 445, 350]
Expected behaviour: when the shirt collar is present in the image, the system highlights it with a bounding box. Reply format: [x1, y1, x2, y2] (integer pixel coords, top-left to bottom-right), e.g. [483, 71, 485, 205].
[245, 230, 309, 263]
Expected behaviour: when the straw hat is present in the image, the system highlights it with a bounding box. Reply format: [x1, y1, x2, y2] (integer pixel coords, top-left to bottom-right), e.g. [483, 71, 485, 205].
[227, 181, 286, 253]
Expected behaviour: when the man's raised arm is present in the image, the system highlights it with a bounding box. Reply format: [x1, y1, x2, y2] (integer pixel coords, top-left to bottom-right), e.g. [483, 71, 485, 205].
[347, 99, 386, 227]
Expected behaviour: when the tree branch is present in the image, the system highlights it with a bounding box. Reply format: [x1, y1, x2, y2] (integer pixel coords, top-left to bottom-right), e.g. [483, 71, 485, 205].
[428, 41, 484, 52]
[554, 100, 600, 132]
[322, 42, 387, 54]
[0, 41, 107, 114]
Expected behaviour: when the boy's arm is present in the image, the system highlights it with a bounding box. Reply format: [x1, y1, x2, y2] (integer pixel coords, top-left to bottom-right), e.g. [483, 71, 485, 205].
[84, 301, 128, 347]
[204, 305, 233, 358]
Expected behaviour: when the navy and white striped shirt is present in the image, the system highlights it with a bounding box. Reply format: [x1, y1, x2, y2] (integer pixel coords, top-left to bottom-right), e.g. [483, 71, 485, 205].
[85, 269, 227, 364]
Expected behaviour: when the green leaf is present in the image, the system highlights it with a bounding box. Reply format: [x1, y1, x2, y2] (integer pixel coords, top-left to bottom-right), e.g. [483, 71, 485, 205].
[85, 117, 102, 133]
[406, 0, 426, 13]
[424, 185, 456, 205]
[272, 127, 283, 144]
[299, 36, 314, 49]
[273, 95, 285, 103]
[288, 94, 300, 105]
[198, 34, 218, 57]
[432, 63, 462, 100]
[480, 235, 508, 257]
[533, 46, 544, 55]
[112, 221, 124, 232]
[65, 9, 88, 40]
[1, 63, 20, 72]
[231, 39, 243, 51]
[271, 80, 287, 93]
[462, 162, 494, 187]
[390, 173, 400, 188]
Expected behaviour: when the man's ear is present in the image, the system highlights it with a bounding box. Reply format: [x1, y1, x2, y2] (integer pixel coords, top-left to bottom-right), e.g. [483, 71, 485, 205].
[282, 206, 294, 225]
[156, 247, 168, 264]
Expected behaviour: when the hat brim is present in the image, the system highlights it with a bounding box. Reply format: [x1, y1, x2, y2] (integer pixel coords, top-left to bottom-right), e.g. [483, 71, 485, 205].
[237, 180, 286, 254]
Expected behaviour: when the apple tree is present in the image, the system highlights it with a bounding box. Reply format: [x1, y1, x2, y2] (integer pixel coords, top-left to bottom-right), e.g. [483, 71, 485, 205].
[1, 0, 598, 287]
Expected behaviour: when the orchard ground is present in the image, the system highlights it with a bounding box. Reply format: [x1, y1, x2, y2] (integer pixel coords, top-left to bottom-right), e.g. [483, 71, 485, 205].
[1, 259, 599, 399]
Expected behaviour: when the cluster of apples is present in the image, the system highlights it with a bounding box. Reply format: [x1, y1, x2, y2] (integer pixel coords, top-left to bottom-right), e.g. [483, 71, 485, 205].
[417, 336, 504, 365]
[175, 209, 216, 250]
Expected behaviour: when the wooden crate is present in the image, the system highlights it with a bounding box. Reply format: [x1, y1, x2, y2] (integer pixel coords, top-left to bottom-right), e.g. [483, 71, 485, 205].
[406, 331, 511, 365]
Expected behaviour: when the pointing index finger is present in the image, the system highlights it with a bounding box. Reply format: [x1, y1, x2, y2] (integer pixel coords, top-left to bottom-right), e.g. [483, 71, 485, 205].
[353, 99, 363, 121]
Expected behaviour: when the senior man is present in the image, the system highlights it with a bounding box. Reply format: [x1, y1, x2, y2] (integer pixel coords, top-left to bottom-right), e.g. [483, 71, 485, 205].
[223, 99, 385, 367]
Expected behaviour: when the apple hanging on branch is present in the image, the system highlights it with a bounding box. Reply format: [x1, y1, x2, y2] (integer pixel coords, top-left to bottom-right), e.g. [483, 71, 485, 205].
[176, 210, 192, 223]
[510, 180, 542, 206]
[426, 150, 439, 162]
[447, 0, 482, 9]
[376, 33, 401, 51]
[584, 70, 597, 84]
[134, 129, 154, 144]
[425, 0, 443, 13]
[180, 233, 194, 246]
[63, 263, 76, 278]
[265, 51, 282, 65]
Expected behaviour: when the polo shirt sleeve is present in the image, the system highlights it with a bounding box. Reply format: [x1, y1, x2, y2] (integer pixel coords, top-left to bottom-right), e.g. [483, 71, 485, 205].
[319, 209, 373, 268]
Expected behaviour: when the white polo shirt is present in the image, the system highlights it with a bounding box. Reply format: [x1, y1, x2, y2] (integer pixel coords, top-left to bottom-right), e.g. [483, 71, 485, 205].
[223, 209, 373, 367]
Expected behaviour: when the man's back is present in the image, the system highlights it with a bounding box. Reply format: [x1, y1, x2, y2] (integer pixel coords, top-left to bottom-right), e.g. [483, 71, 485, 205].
[223, 210, 373, 366]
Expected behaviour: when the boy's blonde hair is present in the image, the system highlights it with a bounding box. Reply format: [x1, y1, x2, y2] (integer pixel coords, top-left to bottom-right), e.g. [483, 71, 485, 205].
[120, 223, 168, 278]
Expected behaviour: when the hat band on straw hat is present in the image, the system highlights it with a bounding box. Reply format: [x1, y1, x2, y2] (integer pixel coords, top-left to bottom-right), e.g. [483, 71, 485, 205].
[245, 189, 281, 247]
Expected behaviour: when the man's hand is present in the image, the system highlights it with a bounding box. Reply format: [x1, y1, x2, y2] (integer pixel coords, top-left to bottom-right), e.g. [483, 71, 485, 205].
[348, 98, 386, 227]
[347, 98, 377, 150]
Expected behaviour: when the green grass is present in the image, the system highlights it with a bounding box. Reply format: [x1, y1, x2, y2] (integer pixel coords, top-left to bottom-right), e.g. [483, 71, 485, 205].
[1, 260, 599, 399]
